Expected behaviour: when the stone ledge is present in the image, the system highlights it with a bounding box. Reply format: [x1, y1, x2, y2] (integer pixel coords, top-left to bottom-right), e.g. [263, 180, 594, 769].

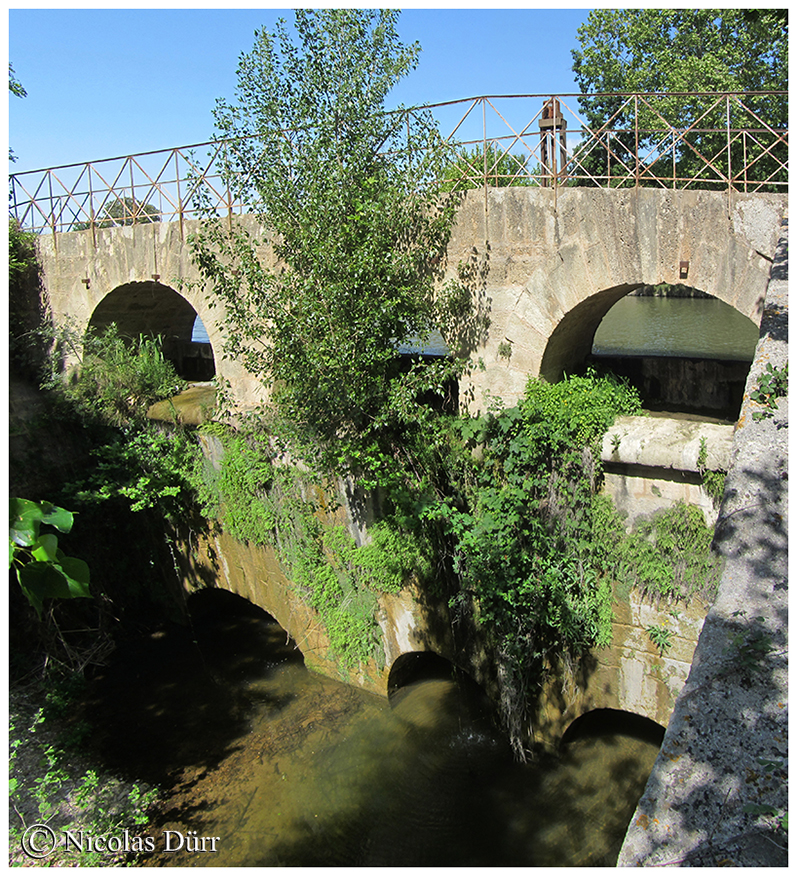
[601, 415, 733, 473]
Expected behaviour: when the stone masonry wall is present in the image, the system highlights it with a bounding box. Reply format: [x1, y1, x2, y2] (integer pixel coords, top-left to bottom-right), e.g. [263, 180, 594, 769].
[617, 216, 788, 867]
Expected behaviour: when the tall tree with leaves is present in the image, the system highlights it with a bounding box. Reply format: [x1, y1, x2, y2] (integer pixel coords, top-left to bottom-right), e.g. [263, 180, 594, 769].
[191, 9, 463, 486]
[570, 9, 788, 188]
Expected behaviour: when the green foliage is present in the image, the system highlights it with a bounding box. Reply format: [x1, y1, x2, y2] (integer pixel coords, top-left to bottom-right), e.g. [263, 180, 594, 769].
[751, 362, 788, 421]
[571, 9, 788, 188]
[8, 217, 38, 289]
[647, 624, 673, 656]
[9, 498, 91, 619]
[702, 470, 726, 507]
[611, 502, 720, 600]
[191, 8, 466, 485]
[9, 62, 26, 98]
[47, 324, 186, 426]
[9, 62, 27, 162]
[426, 371, 642, 753]
[67, 426, 201, 518]
[696, 435, 726, 507]
[191, 424, 435, 668]
[9, 217, 50, 378]
[9, 705, 158, 866]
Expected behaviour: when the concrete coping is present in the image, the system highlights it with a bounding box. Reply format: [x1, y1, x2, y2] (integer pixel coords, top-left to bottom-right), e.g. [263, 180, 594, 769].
[601, 415, 734, 473]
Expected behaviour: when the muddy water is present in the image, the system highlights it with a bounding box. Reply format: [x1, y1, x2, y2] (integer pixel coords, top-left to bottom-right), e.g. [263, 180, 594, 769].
[84, 589, 660, 867]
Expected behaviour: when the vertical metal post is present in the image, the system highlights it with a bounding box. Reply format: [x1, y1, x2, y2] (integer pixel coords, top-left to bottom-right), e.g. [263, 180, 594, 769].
[672, 131, 677, 189]
[483, 98, 489, 242]
[129, 158, 137, 226]
[726, 96, 732, 216]
[743, 130, 748, 193]
[87, 164, 96, 250]
[634, 95, 639, 188]
[227, 173, 233, 236]
[47, 171, 57, 251]
[175, 151, 184, 241]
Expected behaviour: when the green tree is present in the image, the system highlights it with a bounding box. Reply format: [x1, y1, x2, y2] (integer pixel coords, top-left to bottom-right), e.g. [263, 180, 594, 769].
[9, 63, 27, 163]
[190, 9, 463, 485]
[570, 9, 788, 188]
[9, 217, 50, 379]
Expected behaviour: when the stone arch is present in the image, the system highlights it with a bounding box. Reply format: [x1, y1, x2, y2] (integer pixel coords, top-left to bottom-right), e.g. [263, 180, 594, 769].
[539, 283, 640, 381]
[444, 186, 784, 412]
[561, 708, 665, 748]
[87, 280, 217, 380]
[387, 650, 459, 697]
[387, 650, 495, 724]
[539, 284, 760, 384]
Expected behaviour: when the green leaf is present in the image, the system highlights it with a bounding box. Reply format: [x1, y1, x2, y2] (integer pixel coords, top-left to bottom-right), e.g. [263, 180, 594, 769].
[9, 497, 73, 548]
[31, 533, 59, 563]
[53, 556, 92, 599]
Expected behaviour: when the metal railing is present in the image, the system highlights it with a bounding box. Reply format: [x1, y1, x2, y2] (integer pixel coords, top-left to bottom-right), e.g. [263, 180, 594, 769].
[9, 92, 788, 237]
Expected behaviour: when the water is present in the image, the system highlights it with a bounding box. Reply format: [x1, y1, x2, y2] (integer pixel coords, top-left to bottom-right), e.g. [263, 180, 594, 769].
[192, 315, 209, 343]
[593, 296, 758, 360]
[83, 590, 660, 867]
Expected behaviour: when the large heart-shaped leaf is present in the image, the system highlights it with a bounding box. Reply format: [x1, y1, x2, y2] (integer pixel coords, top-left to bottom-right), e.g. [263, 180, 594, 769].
[9, 498, 74, 548]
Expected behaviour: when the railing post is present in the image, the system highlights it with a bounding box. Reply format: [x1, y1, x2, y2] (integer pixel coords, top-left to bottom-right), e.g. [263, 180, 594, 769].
[227, 176, 233, 236]
[482, 97, 489, 240]
[726, 95, 733, 215]
[673, 131, 677, 189]
[743, 130, 748, 194]
[129, 158, 137, 226]
[47, 171, 57, 251]
[88, 164, 97, 249]
[175, 150, 184, 241]
[634, 95, 640, 188]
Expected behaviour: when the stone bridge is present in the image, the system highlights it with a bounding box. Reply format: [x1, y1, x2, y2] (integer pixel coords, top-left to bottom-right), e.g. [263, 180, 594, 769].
[37, 186, 786, 413]
[32, 184, 787, 746]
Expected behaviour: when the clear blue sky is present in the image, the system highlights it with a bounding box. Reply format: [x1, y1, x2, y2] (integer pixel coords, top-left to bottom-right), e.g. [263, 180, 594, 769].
[9, 6, 591, 173]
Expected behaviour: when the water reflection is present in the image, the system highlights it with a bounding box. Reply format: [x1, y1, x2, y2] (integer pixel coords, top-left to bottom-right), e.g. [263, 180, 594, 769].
[85, 590, 660, 867]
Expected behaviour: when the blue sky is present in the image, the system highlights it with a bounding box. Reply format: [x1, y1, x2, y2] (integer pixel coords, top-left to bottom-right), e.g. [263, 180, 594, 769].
[9, 6, 591, 173]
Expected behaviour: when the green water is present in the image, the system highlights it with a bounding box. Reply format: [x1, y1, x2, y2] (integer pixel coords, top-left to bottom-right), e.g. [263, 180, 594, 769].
[85, 590, 660, 867]
[593, 296, 759, 360]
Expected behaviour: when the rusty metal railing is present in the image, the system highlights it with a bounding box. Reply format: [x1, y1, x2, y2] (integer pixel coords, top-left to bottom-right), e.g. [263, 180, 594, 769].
[9, 92, 788, 237]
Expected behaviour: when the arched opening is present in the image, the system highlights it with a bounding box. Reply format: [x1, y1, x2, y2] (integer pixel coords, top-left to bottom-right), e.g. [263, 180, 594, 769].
[539, 284, 640, 381]
[84, 587, 305, 785]
[561, 708, 665, 749]
[541, 284, 759, 420]
[88, 281, 216, 381]
[387, 651, 494, 728]
[388, 650, 460, 696]
[186, 588, 305, 676]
